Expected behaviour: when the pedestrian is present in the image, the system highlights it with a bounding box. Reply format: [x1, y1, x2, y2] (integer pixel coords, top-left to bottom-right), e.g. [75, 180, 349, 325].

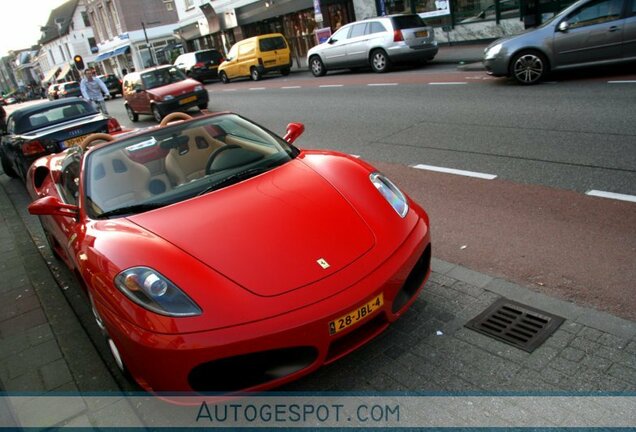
[121, 68, 128, 77]
[80, 68, 110, 115]
[0, 104, 6, 133]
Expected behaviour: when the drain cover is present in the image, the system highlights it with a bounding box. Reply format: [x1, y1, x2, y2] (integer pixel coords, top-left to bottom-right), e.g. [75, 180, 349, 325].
[465, 298, 564, 352]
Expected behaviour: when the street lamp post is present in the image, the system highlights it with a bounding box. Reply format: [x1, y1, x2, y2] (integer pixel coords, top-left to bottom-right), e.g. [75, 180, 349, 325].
[140, 21, 156, 67]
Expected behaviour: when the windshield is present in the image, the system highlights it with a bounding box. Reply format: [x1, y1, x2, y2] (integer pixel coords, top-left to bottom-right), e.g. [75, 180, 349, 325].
[84, 113, 298, 218]
[141, 67, 186, 89]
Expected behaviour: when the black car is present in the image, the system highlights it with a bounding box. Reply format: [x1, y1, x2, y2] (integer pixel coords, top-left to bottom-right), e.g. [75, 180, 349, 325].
[173, 49, 224, 81]
[57, 81, 82, 98]
[97, 74, 123, 98]
[0, 98, 122, 181]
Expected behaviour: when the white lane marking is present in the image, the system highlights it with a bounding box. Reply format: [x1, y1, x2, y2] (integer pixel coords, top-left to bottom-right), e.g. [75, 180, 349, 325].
[281, 86, 301, 89]
[608, 80, 636, 84]
[319, 85, 344, 88]
[222, 89, 237, 92]
[249, 87, 266, 91]
[429, 82, 468, 85]
[367, 83, 398, 86]
[412, 164, 497, 180]
[586, 190, 636, 203]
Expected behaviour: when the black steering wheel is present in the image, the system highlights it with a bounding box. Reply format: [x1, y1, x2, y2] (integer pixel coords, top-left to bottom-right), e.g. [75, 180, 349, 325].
[205, 144, 263, 175]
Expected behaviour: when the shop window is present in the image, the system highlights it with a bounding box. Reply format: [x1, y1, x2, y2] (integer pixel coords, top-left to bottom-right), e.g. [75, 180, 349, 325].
[384, 0, 410, 14]
[455, 0, 520, 22]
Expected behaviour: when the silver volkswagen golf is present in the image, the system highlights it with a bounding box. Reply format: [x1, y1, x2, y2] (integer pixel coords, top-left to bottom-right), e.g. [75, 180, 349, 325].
[483, 0, 636, 84]
[308, 14, 438, 76]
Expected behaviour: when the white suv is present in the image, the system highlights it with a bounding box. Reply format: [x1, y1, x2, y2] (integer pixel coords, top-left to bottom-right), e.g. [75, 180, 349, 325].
[307, 14, 438, 76]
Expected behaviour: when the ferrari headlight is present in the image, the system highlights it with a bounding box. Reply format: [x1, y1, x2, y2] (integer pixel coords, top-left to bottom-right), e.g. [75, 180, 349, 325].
[370, 172, 409, 218]
[194, 85, 203, 92]
[484, 43, 503, 60]
[114, 267, 201, 317]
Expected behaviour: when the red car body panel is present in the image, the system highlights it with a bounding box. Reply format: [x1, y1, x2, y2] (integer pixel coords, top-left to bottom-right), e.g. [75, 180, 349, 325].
[26, 114, 431, 394]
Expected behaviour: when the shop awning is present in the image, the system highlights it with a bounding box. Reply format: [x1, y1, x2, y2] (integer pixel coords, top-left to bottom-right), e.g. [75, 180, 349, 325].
[56, 63, 72, 82]
[94, 45, 130, 62]
[42, 67, 60, 83]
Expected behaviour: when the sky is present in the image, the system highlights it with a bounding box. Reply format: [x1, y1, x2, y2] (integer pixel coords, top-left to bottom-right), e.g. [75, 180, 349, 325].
[0, 0, 67, 57]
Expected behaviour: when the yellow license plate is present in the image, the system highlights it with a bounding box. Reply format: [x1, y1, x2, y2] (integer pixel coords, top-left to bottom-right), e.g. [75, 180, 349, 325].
[416, 31, 429, 37]
[64, 135, 87, 149]
[329, 293, 384, 335]
[179, 95, 197, 105]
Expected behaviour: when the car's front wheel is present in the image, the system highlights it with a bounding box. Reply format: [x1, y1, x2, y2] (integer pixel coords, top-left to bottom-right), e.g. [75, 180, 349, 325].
[370, 49, 390, 73]
[309, 56, 326, 77]
[125, 105, 138, 122]
[510, 50, 548, 85]
[219, 71, 229, 84]
[152, 105, 164, 122]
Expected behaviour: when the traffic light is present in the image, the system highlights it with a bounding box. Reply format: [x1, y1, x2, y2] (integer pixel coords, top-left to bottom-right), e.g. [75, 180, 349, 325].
[73, 55, 85, 71]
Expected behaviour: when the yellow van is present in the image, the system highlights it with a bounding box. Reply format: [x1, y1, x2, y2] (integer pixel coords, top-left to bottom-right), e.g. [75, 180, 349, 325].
[218, 33, 292, 83]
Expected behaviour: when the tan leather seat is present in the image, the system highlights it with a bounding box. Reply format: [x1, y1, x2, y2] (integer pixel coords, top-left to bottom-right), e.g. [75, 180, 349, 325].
[165, 134, 218, 185]
[90, 150, 152, 210]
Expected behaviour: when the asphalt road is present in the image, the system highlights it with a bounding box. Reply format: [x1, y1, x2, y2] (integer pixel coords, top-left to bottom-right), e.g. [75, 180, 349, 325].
[105, 65, 636, 196]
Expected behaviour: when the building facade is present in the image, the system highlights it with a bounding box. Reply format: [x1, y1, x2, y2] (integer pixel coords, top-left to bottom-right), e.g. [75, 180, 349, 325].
[38, 0, 97, 86]
[85, 0, 181, 75]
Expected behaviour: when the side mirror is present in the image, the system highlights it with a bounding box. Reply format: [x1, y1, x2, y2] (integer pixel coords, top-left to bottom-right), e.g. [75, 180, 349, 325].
[328, 38, 337, 44]
[28, 196, 79, 218]
[283, 122, 305, 144]
[558, 21, 570, 32]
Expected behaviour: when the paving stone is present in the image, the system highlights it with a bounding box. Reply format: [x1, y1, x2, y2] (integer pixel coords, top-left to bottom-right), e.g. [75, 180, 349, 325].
[0, 293, 40, 323]
[596, 333, 629, 349]
[581, 354, 613, 372]
[430, 258, 455, 275]
[523, 345, 560, 372]
[594, 345, 636, 368]
[40, 358, 73, 391]
[0, 334, 32, 361]
[538, 367, 569, 386]
[62, 415, 92, 427]
[569, 336, 601, 354]
[509, 368, 561, 391]
[607, 364, 636, 386]
[0, 309, 48, 337]
[560, 321, 584, 335]
[559, 347, 585, 362]
[13, 396, 87, 428]
[26, 324, 55, 347]
[427, 273, 456, 287]
[578, 327, 604, 341]
[425, 282, 462, 300]
[4, 370, 46, 392]
[544, 329, 576, 348]
[548, 356, 583, 376]
[5, 339, 63, 379]
[626, 341, 636, 355]
[449, 280, 484, 299]
[561, 366, 631, 391]
[453, 328, 528, 363]
[447, 266, 493, 288]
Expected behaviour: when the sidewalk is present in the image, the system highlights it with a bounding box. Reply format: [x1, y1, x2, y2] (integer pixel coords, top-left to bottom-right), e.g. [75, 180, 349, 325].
[0, 168, 634, 427]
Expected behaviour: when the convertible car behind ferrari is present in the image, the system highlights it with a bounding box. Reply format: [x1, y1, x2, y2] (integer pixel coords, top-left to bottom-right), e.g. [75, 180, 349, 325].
[26, 111, 431, 393]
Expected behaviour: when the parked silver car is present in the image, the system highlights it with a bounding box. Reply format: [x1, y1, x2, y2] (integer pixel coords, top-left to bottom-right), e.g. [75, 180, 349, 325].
[307, 14, 438, 76]
[483, 0, 636, 84]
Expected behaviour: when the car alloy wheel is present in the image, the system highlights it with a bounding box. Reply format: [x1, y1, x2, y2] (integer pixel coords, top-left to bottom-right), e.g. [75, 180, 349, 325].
[250, 67, 261, 81]
[152, 105, 163, 122]
[370, 49, 390, 73]
[220, 71, 229, 84]
[126, 105, 138, 122]
[511, 51, 547, 85]
[310, 56, 326, 77]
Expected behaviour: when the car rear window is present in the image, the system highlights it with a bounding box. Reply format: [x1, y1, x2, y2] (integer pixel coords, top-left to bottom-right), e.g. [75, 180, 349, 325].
[391, 15, 427, 29]
[18, 102, 96, 133]
[259, 37, 287, 52]
[196, 50, 224, 62]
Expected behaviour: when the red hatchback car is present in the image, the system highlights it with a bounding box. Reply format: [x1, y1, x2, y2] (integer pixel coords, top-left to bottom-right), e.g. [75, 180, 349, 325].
[26, 111, 431, 394]
[122, 65, 209, 123]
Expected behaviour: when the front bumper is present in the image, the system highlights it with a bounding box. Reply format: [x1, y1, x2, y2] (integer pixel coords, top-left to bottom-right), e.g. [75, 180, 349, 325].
[97, 216, 431, 394]
[155, 90, 209, 114]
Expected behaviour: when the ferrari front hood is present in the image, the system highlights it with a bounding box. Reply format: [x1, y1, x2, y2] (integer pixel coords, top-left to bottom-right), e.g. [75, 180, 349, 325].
[129, 160, 375, 297]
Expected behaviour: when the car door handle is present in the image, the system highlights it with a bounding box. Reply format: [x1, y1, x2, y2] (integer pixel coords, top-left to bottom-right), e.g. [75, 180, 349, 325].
[608, 26, 619, 32]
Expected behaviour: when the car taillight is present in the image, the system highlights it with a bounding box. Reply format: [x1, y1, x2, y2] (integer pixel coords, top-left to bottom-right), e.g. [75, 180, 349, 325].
[194, 62, 205, 68]
[21, 140, 45, 156]
[393, 30, 404, 42]
[107, 118, 121, 133]
[258, 58, 264, 66]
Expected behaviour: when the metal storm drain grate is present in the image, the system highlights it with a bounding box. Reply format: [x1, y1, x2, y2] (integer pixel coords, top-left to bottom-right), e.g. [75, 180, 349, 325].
[465, 298, 564, 352]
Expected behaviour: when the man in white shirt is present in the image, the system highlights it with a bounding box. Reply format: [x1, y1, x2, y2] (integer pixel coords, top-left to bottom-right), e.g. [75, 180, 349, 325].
[80, 68, 110, 115]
